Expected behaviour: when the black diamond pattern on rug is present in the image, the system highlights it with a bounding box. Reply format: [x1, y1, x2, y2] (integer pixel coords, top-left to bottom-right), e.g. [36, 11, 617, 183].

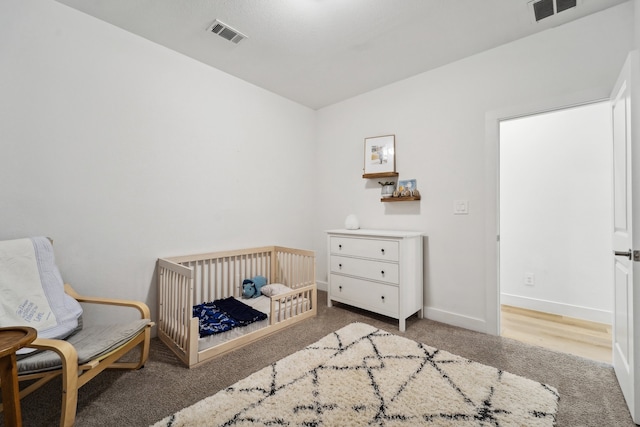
[152, 322, 559, 426]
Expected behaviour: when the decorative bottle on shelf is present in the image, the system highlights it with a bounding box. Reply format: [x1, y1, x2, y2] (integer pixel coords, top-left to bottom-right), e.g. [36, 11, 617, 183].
[379, 181, 395, 198]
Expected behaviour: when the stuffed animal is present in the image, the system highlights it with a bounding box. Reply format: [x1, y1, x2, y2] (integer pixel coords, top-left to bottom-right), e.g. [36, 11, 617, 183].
[242, 275, 268, 299]
[242, 279, 257, 298]
[252, 275, 267, 296]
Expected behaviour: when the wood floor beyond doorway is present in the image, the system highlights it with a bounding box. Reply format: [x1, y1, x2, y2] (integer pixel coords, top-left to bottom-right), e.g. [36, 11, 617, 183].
[501, 305, 612, 364]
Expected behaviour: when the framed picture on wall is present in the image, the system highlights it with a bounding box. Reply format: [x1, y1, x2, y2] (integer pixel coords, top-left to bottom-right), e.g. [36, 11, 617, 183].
[363, 135, 396, 177]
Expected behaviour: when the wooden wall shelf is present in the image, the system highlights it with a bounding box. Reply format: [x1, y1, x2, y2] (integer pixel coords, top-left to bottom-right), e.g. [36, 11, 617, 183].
[381, 196, 421, 202]
[362, 172, 399, 179]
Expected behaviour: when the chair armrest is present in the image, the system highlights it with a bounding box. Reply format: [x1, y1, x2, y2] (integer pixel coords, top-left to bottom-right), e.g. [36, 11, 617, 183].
[26, 337, 78, 364]
[23, 337, 80, 426]
[64, 284, 151, 319]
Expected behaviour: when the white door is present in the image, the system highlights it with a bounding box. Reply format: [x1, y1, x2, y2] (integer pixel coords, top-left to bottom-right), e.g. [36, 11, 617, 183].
[612, 50, 639, 423]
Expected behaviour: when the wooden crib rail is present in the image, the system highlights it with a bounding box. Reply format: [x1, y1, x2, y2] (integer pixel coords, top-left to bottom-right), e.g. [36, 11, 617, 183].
[268, 284, 317, 324]
[157, 258, 192, 277]
[161, 246, 315, 305]
[157, 258, 193, 361]
[164, 246, 279, 264]
[273, 247, 316, 289]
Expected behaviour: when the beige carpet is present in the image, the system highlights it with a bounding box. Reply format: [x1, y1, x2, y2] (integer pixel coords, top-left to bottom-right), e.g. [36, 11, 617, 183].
[151, 322, 558, 426]
[3, 291, 633, 426]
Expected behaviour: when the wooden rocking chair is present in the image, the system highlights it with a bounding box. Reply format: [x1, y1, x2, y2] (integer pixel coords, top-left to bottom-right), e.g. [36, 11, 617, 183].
[0, 238, 154, 426]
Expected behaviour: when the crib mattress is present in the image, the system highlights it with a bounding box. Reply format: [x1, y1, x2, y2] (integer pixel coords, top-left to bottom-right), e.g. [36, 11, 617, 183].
[197, 295, 309, 352]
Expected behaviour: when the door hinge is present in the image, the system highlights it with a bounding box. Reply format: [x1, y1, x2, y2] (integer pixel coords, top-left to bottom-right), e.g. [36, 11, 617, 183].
[614, 249, 640, 261]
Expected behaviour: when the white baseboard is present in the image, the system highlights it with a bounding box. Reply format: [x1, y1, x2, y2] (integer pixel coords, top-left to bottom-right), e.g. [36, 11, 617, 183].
[500, 293, 612, 325]
[316, 280, 328, 292]
[319, 282, 489, 334]
[423, 307, 489, 334]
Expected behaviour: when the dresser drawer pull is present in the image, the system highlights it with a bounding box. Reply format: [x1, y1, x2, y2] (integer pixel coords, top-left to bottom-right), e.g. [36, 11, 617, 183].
[338, 244, 342, 250]
[381, 248, 385, 255]
[339, 285, 343, 291]
[339, 263, 343, 269]
[380, 270, 385, 276]
[381, 295, 385, 301]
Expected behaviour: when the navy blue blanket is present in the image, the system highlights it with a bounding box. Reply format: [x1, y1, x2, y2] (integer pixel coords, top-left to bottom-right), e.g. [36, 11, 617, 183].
[213, 297, 267, 325]
[193, 297, 267, 338]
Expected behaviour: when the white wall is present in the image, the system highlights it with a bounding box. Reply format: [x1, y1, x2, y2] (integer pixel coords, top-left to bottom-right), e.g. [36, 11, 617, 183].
[636, 0, 640, 48]
[0, 0, 316, 323]
[500, 102, 612, 324]
[315, 3, 634, 333]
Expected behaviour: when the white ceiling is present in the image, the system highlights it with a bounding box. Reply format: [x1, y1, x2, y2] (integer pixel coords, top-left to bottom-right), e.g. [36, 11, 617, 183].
[55, 0, 628, 110]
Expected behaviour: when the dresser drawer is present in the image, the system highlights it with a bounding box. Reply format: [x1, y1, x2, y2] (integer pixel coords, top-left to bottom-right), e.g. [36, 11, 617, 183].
[330, 236, 399, 262]
[330, 255, 399, 284]
[329, 274, 399, 317]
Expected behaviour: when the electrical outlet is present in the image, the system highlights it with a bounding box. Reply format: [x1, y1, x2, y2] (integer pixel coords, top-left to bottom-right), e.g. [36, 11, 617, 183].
[454, 200, 469, 215]
[524, 272, 535, 286]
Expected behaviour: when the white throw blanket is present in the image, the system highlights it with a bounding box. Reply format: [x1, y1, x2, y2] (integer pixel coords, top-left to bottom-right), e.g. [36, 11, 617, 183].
[0, 237, 83, 345]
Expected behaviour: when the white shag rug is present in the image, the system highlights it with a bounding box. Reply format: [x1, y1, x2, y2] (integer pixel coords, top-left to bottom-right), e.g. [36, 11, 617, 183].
[152, 322, 559, 426]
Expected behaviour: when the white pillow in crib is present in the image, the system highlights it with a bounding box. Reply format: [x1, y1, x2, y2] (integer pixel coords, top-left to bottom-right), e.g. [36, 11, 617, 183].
[261, 283, 292, 297]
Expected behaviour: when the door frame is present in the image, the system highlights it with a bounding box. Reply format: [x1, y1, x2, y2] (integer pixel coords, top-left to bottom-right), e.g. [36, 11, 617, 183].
[484, 88, 612, 336]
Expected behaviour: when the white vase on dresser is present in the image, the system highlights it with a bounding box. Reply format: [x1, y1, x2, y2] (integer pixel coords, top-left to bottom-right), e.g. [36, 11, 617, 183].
[326, 229, 424, 331]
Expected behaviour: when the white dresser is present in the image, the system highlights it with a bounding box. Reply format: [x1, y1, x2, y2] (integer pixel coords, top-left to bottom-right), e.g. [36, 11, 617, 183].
[326, 229, 424, 331]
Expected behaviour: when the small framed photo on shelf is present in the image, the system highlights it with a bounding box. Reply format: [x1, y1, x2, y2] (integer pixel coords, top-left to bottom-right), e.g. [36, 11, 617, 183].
[364, 135, 395, 176]
[398, 179, 417, 196]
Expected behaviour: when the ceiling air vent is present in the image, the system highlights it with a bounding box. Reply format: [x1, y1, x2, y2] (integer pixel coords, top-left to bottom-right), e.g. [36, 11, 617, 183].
[207, 19, 247, 44]
[533, 0, 554, 21]
[530, 0, 577, 22]
[556, 0, 578, 13]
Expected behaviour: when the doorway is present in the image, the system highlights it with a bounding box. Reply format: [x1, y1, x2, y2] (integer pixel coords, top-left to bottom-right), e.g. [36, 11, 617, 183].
[498, 101, 613, 362]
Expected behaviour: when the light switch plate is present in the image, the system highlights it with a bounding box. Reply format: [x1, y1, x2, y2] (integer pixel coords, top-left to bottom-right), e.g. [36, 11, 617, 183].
[454, 200, 469, 215]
